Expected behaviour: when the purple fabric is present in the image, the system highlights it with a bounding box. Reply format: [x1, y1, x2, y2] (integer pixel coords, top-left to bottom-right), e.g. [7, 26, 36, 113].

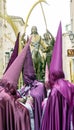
[0, 37, 32, 130]
[40, 22, 74, 130]
[0, 85, 31, 130]
[0, 79, 18, 97]
[49, 22, 64, 77]
[49, 71, 65, 87]
[2, 37, 32, 90]
[21, 43, 46, 130]
[22, 44, 46, 130]
[40, 79, 74, 130]
[19, 80, 46, 130]
[30, 80, 46, 130]
[4, 32, 20, 74]
[22, 46, 36, 85]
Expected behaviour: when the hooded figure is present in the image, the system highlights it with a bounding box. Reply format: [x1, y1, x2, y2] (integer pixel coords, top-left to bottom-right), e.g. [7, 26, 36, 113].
[19, 46, 46, 130]
[0, 38, 32, 130]
[4, 32, 20, 74]
[40, 22, 74, 130]
[22, 46, 36, 86]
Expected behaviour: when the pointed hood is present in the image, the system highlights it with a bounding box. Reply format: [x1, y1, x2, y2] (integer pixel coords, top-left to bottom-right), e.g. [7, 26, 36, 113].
[45, 63, 49, 83]
[49, 22, 65, 86]
[22, 46, 36, 85]
[2, 37, 32, 90]
[4, 32, 20, 74]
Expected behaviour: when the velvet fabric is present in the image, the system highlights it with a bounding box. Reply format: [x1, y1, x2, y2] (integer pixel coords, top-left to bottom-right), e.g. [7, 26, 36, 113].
[30, 80, 46, 130]
[49, 22, 63, 75]
[2, 38, 31, 90]
[40, 79, 74, 130]
[4, 32, 20, 74]
[21, 43, 46, 130]
[0, 85, 31, 130]
[40, 22, 74, 130]
[0, 38, 32, 130]
[19, 80, 46, 130]
[22, 46, 36, 85]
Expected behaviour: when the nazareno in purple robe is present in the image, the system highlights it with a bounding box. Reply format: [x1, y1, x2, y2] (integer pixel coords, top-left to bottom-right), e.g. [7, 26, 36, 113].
[0, 38, 32, 130]
[0, 80, 31, 130]
[40, 22, 74, 130]
[18, 80, 46, 130]
[40, 78, 74, 130]
[30, 80, 46, 130]
[21, 45, 47, 130]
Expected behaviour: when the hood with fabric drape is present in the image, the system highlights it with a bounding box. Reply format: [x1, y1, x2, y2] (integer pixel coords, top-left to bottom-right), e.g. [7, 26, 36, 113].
[4, 32, 20, 74]
[22, 45, 36, 86]
[49, 22, 65, 87]
[0, 37, 32, 94]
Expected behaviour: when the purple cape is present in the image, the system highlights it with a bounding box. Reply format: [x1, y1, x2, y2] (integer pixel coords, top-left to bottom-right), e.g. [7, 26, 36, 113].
[0, 85, 31, 130]
[18, 80, 46, 130]
[40, 79, 74, 130]
[30, 80, 46, 130]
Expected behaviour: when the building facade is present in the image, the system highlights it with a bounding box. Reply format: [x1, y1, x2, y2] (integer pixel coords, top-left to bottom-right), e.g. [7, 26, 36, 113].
[0, 0, 25, 78]
[0, 0, 74, 84]
[63, 0, 74, 83]
[70, 0, 74, 33]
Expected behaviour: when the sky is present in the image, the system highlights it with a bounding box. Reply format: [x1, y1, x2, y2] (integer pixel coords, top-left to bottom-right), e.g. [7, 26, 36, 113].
[6, 0, 70, 37]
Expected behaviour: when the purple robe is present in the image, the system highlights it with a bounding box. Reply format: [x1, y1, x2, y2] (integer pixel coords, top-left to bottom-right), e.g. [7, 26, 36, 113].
[0, 84, 31, 130]
[30, 80, 46, 130]
[18, 80, 46, 130]
[40, 79, 74, 130]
